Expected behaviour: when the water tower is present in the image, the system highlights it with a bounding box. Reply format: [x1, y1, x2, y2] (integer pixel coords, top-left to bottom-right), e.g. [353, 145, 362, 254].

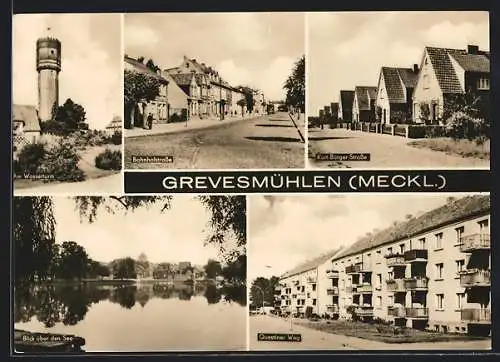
[36, 35, 61, 122]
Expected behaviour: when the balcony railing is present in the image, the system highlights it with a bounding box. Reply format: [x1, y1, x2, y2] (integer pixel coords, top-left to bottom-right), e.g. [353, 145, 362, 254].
[385, 253, 407, 267]
[326, 269, 339, 279]
[404, 277, 428, 290]
[386, 278, 406, 292]
[346, 264, 362, 274]
[355, 306, 374, 316]
[356, 284, 373, 293]
[404, 249, 428, 262]
[327, 287, 339, 295]
[405, 307, 429, 319]
[461, 308, 491, 323]
[460, 233, 491, 253]
[326, 304, 339, 313]
[388, 305, 406, 318]
[460, 269, 491, 287]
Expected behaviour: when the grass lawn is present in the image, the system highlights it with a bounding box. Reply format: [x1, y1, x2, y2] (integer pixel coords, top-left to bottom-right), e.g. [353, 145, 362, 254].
[407, 138, 490, 160]
[295, 319, 489, 344]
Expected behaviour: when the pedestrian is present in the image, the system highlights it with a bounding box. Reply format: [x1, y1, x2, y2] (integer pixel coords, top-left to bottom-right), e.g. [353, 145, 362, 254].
[147, 113, 153, 130]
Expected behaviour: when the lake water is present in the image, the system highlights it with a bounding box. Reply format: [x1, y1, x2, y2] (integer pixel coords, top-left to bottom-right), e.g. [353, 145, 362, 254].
[14, 282, 247, 352]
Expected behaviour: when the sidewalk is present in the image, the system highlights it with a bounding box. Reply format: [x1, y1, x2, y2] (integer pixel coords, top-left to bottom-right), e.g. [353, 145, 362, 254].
[125, 114, 261, 138]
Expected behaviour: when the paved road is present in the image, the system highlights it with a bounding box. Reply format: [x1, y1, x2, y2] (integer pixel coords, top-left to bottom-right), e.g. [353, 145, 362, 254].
[14, 173, 122, 195]
[308, 128, 490, 169]
[124, 112, 305, 169]
[249, 315, 491, 351]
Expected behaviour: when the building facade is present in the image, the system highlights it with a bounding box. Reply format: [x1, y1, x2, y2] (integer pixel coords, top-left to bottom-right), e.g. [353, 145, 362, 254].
[325, 195, 490, 336]
[375, 66, 419, 124]
[338, 90, 355, 122]
[412, 45, 490, 124]
[352, 86, 377, 123]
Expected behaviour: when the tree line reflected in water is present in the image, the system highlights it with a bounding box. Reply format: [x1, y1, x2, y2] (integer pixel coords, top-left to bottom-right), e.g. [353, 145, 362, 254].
[14, 283, 246, 328]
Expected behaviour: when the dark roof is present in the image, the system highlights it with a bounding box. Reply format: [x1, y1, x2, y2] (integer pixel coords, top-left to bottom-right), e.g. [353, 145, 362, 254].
[280, 248, 343, 279]
[339, 90, 355, 111]
[381, 67, 419, 103]
[355, 86, 377, 110]
[12, 105, 40, 132]
[330, 102, 339, 113]
[170, 73, 195, 86]
[124, 55, 168, 83]
[334, 195, 490, 260]
[425, 47, 490, 94]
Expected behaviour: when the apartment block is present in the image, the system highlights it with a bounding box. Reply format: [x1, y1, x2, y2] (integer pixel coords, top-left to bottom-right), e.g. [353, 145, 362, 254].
[327, 195, 490, 336]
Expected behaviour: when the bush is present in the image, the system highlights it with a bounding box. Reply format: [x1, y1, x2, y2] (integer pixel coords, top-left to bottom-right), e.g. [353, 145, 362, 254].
[111, 131, 122, 145]
[407, 125, 446, 139]
[39, 141, 86, 182]
[16, 143, 48, 174]
[445, 111, 489, 141]
[95, 149, 122, 170]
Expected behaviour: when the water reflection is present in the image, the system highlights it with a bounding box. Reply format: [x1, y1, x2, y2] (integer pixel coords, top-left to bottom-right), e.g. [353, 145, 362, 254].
[14, 282, 246, 328]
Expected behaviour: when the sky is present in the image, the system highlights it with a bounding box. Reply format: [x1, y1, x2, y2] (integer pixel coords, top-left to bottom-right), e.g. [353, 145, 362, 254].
[12, 14, 122, 130]
[307, 11, 490, 116]
[247, 193, 486, 282]
[125, 13, 305, 102]
[52, 196, 226, 266]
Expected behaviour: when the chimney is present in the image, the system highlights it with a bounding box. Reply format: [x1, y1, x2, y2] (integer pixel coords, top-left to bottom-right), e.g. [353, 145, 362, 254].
[467, 45, 479, 55]
[413, 64, 419, 73]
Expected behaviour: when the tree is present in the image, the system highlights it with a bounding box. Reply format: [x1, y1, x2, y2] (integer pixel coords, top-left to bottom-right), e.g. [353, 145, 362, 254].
[145, 59, 160, 73]
[250, 276, 280, 308]
[283, 55, 305, 114]
[220, 255, 246, 284]
[124, 70, 162, 129]
[204, 259, 222, 279]
[58, 241, 89, 280]
[42, 98, 88, 135]
[13, 197, 56, 284]
[112, 258, 137, 279]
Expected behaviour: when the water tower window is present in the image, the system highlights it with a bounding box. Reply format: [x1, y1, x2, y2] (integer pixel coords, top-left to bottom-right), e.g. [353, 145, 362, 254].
[50, 50, 55, 55]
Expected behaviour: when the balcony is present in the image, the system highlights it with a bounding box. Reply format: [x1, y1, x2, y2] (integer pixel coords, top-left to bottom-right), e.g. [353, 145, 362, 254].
[326, 304, 339, 314]
[346, 264, 362, 274]
[460, 233, 490, 253]
[404, 277, 428, 290]
[405, 307, 429, 319]
[386, 278, 406, 292]
[460, 269, 491, 287]
[356, 284, 373, 294]
[326, 269, 339, 279]
[388, 305, 406, 318]
[404, 249, 428, 262]
[355, 306, 374, 317]
[327, 287, 339, 295]
[385, 253, 406, 267]
[461, 308, 491, 324]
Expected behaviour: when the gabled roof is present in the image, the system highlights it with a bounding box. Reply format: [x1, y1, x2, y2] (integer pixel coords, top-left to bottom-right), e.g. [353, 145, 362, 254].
[334, 195, 490, 261]
[170, 73, 196, 86]
[425, 46, 490, 94]
[339, 90, 355, 111]
[12, 105, 40, 132]
[355, 86, 377, 110]
[124, 55, 169, 83]
[381, 67, 419, 103]
[280, 247, 343, 279]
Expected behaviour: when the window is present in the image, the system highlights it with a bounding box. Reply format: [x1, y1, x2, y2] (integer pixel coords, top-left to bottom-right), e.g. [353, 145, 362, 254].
[399, 244, 405, 253]
[423, 74, 430, 89]
[301, 286, 305, 292]
[312, 299, 317, 306]
[478, 219, 489, 234]
[376, 296, 382, 308]
[456, 259, 465, 274]
[436, 294, 444, 310]
[312, 284, 316, 291]
[387, 247, 393, 255]
[456, 293, 465, 309]
[455, 226, 465, 244]
[435, 232, 443, 249]
[388, 271, 394, 280]
[376, 274, 382, 289]
[307, 293, 310, 298]
[418, 237, 426, 249]
[435, 263, 444, 279]
[477, 77, 490, 90]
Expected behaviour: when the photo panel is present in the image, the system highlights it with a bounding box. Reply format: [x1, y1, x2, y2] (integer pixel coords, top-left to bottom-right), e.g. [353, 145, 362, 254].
[123, 12, 306, 170]
[12, 13, 124, 195]
[13, 195, 247, 353]
[306, 11, 490, 169]
[247, 193, 491, 350]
